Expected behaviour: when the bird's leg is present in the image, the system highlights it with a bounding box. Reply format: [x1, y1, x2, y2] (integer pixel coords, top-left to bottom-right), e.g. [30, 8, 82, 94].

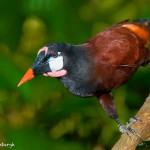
[97, 93, 143, 140]
[97, 93, 119, 120]
[115, 117, 142, 140]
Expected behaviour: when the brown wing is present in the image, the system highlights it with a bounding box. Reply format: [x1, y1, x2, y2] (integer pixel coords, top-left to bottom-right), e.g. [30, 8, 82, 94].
[87, 22, 149, 67]
[86, 21, 149, 90]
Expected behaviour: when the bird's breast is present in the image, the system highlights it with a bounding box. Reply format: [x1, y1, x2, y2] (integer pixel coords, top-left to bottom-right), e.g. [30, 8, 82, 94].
[59, 77, 94, 97]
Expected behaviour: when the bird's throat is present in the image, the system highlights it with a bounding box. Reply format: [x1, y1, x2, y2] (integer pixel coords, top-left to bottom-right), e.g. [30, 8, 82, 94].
[43, 70, 67, 77]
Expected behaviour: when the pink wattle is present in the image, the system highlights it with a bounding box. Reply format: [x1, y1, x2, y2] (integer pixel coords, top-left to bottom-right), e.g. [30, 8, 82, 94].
[43, 70, 67, 77]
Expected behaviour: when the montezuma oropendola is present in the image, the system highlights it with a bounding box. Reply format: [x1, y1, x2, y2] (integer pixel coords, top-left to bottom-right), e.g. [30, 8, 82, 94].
[18, 19, 150, 140]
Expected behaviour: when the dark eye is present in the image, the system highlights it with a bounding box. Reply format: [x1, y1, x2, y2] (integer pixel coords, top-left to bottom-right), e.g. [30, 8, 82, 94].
[52, 52, 58, 58]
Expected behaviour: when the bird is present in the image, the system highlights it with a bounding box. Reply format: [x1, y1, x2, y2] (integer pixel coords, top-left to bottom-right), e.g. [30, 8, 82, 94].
[18, 19, 150, 139]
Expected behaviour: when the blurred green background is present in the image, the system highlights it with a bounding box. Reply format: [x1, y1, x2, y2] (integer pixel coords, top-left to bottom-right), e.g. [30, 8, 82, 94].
[0, 0, 150, 149]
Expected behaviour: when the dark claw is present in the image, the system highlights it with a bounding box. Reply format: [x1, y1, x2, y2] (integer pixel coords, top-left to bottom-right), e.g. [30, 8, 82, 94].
[127, 126, 142, 141]
[116, 117, 148, 147]
[116, 117, 143, 140]
[128, 117, 142, 123]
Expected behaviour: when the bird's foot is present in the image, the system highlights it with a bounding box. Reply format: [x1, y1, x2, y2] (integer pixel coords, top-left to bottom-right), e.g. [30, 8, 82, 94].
[116, 117, 142, 140]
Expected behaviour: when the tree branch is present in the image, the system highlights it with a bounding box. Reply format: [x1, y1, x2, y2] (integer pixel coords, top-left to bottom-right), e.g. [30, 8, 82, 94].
[112, 94, 150, 150]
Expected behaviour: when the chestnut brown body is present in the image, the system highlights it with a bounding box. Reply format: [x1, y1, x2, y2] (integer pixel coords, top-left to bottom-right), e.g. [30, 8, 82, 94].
[86, 21, 149, 92]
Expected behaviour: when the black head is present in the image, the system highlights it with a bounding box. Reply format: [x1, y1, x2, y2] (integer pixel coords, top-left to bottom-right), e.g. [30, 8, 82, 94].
[32, 42, 71, 76]
[18, 42, 71, 86]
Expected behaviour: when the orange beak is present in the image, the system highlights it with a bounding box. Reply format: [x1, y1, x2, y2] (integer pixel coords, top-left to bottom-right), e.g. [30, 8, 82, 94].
[18, 68, 35, 87]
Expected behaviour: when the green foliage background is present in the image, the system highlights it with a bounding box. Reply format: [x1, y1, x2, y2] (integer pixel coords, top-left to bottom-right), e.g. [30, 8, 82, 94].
[0, 0, 150, 149]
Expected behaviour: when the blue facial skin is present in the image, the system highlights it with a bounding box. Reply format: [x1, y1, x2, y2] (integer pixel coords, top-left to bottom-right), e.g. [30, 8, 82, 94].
[31, 51, 51, 76]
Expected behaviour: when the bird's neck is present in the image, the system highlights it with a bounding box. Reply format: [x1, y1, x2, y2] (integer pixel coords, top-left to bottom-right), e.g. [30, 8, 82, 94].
[58, 44, 96, 97]
[68, 44, 91, 75]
